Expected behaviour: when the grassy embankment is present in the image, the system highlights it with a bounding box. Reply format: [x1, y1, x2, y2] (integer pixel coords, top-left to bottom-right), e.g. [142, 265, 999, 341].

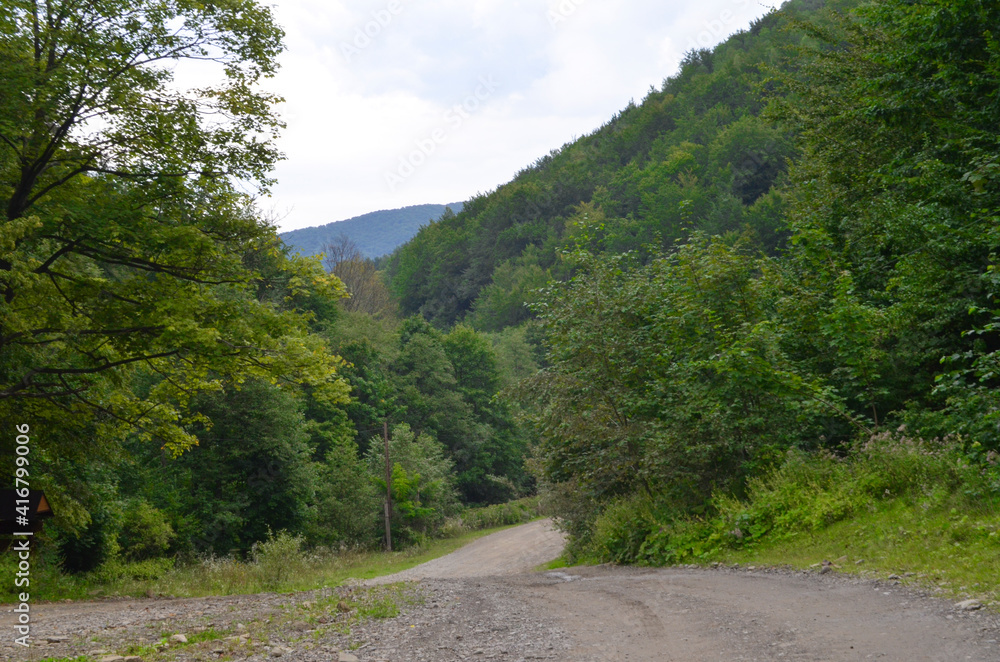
[560, 435, 1000, 604]
[1, 497, 541, 603]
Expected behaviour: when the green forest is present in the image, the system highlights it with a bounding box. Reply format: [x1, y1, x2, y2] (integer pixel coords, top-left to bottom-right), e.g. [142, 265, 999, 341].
[3, 0, 1000, 594]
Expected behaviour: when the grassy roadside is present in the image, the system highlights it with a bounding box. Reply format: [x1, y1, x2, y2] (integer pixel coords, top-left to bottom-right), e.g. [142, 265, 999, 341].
[566, 433, 1000, 605]
[2, 498, 542, 604]
[118, 523, 525, 600]
[19, 499, 545, 662]
[720, 498, 1000, 604]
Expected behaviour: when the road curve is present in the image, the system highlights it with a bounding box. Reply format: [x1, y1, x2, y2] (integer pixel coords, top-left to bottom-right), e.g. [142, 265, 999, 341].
[369, 519, 1000, 660]
[370, 518, 565, 582]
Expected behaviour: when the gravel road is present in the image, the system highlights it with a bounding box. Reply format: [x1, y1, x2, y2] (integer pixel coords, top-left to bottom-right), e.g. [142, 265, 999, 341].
[3, 519, 1000, 661]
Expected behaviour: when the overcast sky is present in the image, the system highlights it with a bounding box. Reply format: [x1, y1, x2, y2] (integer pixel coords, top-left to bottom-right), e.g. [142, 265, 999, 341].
[262, 0, 777, 232]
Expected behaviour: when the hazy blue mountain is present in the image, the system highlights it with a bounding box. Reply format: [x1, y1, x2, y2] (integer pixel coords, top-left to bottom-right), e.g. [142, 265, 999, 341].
[280, 202, 465, 260]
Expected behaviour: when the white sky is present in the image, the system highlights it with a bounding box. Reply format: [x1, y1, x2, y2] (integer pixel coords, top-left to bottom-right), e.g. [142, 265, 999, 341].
[261, 0, 777, 232]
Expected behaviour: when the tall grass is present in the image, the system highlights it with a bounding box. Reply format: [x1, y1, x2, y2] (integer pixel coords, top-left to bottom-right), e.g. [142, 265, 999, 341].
[583, 433, 1000, 597]
[454, 495, 541, 532]
[1, 518, 529, 603]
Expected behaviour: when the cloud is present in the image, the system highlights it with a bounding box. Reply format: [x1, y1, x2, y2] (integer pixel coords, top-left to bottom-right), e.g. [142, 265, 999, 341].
[259, 0, 775, 231]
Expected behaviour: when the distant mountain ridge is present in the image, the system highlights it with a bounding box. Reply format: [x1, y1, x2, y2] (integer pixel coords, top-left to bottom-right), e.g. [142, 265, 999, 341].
[280, 202, 465, 260]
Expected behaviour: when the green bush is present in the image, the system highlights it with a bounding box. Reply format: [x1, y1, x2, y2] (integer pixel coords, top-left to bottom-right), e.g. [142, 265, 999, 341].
[460, 496, 540, 531]
[250, 530, 304, 589]
[57, 504, 123, 574]
[90, 557, 175, 584]
[119, 501, 176, 561]
[587, 434, 1000, 566]
[587, 494, 657, 564]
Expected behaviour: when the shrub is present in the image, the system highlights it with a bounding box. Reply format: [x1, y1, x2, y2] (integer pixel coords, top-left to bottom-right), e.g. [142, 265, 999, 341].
[90, 557, 175, 584]
[460, 496, 540, 531]
[586, 433, 1000, 566]
[250, 529, 304, 589]
[119, 501, 176, 561]
[587, 494, 657, 564]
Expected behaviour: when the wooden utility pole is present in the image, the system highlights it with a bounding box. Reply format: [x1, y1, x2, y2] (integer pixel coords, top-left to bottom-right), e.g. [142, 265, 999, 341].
[383, 420, 392, 552]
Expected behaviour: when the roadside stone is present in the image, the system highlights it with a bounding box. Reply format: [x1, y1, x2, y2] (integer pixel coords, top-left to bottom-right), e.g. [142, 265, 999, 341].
[45, 636, 70, 643]
[338, 653, 359, 662]
[888, 574, 902, 580]
[956, 599, 983, 611]
[98, 656, 124, 662]
[169, 634, 188, 644]
[124, 657, 142, 662]
[270, 646, 294, 657]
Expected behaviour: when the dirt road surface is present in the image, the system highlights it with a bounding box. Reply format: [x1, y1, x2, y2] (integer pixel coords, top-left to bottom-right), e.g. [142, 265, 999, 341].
[367, 519, 565, 582]
[3, 519, 1000, 661]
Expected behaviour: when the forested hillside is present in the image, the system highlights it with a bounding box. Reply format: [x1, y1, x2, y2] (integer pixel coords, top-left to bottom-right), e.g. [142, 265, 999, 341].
[385, 0, 855, 329]
[391, 0, 1000, 565]
[280, 202, 465, 260]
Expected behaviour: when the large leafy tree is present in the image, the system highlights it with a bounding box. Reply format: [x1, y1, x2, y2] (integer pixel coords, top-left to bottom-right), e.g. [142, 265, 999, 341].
[0, 0, 347, 455]
[523, 225, 839, 542]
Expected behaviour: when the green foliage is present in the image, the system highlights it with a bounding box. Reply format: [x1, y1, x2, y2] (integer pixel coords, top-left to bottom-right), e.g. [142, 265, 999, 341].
[0, 541, 92, 602]
[0, 0, 353, 560]
[459, 495, 541, 531]
[485, 325, 541, 389]
[306, 428, 380, 547]
[586, 494, 661, 564]
[771, 0, 1000, 435]
[590, 433, 1000, 568]
[57, 498, 123, 573]
[118, 501, 176, 562]
[523, 232, 837, 541]
[509, 0, 1000, 568]
[250, 529, 305, 590]
[366, 423, 459, 542]
[146, 379, 320, 557]
[0, 0, 349, 455]
[89, 558, 175, 585]
[468, 260, 550, 332]
[387, 318, 529, 504]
